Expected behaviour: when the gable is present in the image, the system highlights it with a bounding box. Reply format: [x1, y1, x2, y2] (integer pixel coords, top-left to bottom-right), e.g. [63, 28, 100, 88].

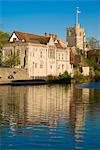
[9, 31, 50, 44]
[48, 36, 55, 46]
[9, 32, 19, 42]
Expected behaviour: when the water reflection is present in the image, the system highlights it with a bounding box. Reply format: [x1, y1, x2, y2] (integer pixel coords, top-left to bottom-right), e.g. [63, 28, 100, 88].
[0, 84, 100, 150]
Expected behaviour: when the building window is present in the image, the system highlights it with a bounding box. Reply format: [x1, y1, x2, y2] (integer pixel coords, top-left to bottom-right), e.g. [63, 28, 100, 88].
[13, 38, 17, 42]
[33, 52, 34, 57]
[58, 65, 60, 69]
[59, 54, 60, 60]
[68, 31, 71, 36]
[40, 51, 42, 58]
[48, 46, 55, 59]
[62, 54, 64, 60]
[62, 64, 64, 70]
[7, 49, 12, 56]
[35, 63, 37, 68]
[50, 65, 52, 69]
[40, 64, 43, 68]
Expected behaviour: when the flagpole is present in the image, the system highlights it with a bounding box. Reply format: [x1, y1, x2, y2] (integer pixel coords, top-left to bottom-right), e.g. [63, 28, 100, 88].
[76, 7, 79, 24]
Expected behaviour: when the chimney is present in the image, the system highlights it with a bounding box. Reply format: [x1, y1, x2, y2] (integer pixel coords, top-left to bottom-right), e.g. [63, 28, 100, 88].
[44, 33, 49, 37]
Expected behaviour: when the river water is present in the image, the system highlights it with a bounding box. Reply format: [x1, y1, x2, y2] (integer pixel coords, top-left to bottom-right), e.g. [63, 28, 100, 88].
[0, 84, 100, 150]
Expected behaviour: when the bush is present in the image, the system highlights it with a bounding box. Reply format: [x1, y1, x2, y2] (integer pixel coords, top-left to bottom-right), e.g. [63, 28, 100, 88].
[59, 71, 70, 79]
[73, 72, 89, 83]
[46, 71, 71, 83]
[3, 53, 20, 67]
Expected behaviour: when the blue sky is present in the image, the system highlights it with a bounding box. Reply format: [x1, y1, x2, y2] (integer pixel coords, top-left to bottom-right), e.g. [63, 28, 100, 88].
[0, 0, 100, 40]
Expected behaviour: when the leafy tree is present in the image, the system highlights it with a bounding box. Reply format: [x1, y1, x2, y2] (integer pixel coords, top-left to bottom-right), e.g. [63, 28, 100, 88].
[0, 31, 9, 66]
[3, 52, 20, 67]
[59, 71, 70, 79]
[0, 50, 3, 66]
[0, 31, 9, 49]
[87, 37, 97, 49]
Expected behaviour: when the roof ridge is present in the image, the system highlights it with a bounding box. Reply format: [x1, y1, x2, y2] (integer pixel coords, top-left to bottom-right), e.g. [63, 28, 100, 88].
[14, 31, 45, 38]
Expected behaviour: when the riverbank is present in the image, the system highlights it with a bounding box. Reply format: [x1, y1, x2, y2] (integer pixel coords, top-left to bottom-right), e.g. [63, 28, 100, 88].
[72, 74, 100, 84]
[0, 78, 71, 86]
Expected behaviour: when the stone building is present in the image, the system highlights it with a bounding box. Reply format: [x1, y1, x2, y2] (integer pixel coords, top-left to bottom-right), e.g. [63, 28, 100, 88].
[3, 31, 73, 79]
[66, 7, 86, 52]
[67, 23, 86, 51]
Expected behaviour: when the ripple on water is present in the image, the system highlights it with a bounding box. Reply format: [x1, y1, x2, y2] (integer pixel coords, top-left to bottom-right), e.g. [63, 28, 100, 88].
[0, 84, 100, 150]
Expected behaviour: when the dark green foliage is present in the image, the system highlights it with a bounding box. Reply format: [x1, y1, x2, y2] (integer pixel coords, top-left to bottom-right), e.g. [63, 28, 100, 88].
[73, 73, 89, 83]
[0, 31, 9, 49]
[0, 31, 9, 66]
[79, 66, 83, 73]
[59, 71, 70, 79]
[87, 37, 97, 49]
[3, 53, 20, 67]
[0, 50, 3, 66]
[47, 71, 71, 83]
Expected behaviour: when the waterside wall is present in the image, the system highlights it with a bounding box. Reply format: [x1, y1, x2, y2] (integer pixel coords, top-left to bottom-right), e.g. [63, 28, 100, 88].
[0, 67, 29, 81]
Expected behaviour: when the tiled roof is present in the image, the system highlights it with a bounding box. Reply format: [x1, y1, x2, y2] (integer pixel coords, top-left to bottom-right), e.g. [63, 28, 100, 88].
[55, 40, 66, 49]
[79, 61, 89, 67]
[81, 57, 89, 67]
[74, 55, 89, 67]
[14, 31, 50, 45]
[11, 31, 67, 49]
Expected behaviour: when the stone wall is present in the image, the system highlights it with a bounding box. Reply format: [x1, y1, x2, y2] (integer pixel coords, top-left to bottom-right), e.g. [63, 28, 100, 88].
[0, 67, 29, 81]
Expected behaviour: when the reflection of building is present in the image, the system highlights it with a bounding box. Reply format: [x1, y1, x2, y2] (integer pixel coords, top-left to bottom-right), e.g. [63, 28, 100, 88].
[0, 85, 72, 127]
[26, 85, 72, 126]
[0, 84, 92, 150]
[3, 31, 73, 78]
[0, 85, 90, 129]
[68, 86, 90, 149]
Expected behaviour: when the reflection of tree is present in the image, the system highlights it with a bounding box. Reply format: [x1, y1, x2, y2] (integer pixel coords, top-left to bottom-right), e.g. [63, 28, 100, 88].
[89, 89, 100, 103]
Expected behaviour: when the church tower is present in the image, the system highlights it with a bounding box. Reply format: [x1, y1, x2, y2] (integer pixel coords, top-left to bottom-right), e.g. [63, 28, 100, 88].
[66, 7, 86, 51]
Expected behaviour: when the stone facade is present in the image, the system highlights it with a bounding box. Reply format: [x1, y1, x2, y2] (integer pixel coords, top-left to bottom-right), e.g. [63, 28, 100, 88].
[0, 67, 29, 80]
[3, 31, 73, 79]
[67, 23, 86, 51]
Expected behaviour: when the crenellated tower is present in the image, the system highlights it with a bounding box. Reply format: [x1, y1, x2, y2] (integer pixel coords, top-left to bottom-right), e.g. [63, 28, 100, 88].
[66, 7, 86, 51]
